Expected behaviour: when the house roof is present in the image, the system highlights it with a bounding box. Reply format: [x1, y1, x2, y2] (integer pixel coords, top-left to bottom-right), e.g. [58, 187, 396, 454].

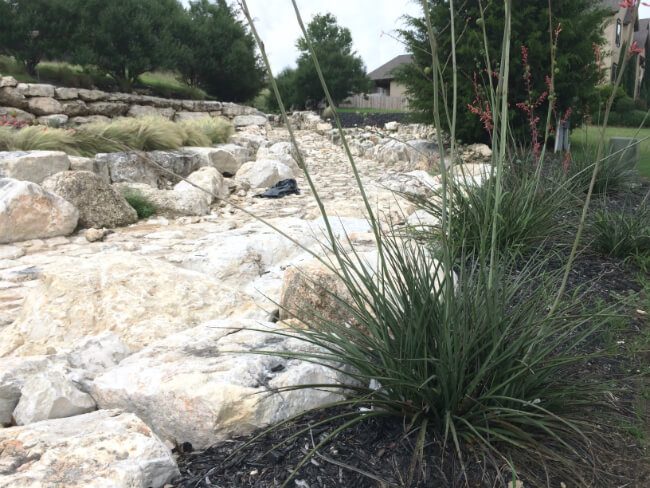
[368, 55, 413, 81]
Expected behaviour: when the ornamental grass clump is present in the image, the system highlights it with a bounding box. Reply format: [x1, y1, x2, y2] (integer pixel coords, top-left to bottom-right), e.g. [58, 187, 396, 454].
[411, 164, 573, 259]
[229, 0, 636, 485]
[180, 116, 234, 145]
[592, 196, 650, 259]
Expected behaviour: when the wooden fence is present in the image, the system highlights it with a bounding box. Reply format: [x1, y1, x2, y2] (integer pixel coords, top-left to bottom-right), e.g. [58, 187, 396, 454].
[341, 94, 409, 111]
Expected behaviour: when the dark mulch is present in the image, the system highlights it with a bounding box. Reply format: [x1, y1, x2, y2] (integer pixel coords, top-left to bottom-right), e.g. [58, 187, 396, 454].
[173, 406, 497, 488]
[173, 183, 650, 488]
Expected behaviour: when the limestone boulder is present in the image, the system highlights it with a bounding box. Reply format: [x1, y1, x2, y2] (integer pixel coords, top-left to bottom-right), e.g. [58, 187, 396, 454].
[0, 252, 242, 356]
[174, 111, 210, 122]
[69, 156, 111, 184]
[16, 83, 54, 97]
[183, 145, 247, 176]
[87, 101, 129, 117]
[0, 107, 34, 123]
[54, 87, 80, 99]
[27, 96, 63, 116]
[96, 152, 161, 187]
[0, 410, 179, 487]
[174, 166, 227, 207]
[232, 114, 267, 127]
[0, 150, 70, 184]
[0, 76, 17, 88]
[0, 355, 58, 426]
[42, 171, 138, 229]
[116, 182, 211, 217]
[235, 159, 294, 189]
[279, 258, 354, 324]
[257, 141, 300, 173]
[78, 89, 106, 102]
[0, 178, 78, 244]
[90, 320, 347, 450]
[13, 369, 96, 425]
[0, 87, 27, 109]
[127, 104, 175, 119]
[36, 114, 68, 127]
[66, 332, 131, 379]
[147, 150, 202, 182]
[61, 99, 89, 117]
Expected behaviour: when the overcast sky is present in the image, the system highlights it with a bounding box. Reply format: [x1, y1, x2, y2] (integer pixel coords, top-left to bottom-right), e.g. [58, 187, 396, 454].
[236, 0, 421, 74]
[223, 1, 650, 74]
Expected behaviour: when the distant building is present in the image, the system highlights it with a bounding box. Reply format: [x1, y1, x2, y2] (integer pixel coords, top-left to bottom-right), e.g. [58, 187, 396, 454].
[367, 54, 412, 98]
[601, 0, 648, 98]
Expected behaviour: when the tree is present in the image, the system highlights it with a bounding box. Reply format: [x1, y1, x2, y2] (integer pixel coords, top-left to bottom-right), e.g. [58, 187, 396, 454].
[70, 0, 185, 91]
[176, 0, 264, 102]
[0, 0, 78, 76]
[291, 13, 371, 108]
[397, 1, 611, 143]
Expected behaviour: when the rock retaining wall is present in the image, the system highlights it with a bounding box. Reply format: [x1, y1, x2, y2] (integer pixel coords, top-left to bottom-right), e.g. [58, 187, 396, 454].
[0, 75, 264, 126]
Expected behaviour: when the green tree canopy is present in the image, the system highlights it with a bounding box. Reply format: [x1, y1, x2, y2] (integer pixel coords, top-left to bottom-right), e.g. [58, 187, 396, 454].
[176, 0, 264, 102]
[0, 0, 78, 75]
[397, 0, 610, 143]
[70, 0, 185, 91]
[291, 13, 371, 108]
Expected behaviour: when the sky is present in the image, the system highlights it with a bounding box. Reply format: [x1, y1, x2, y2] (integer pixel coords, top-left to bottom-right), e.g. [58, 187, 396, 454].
[215, 1, 650, 75]
[235, 0, 422, 74]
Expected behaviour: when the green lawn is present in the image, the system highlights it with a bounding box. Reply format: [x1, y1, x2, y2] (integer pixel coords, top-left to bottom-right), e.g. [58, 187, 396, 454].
[571, 125, 650, 179]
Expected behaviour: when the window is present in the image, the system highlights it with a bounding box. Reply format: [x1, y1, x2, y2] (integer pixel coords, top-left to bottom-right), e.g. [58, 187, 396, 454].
[612, 62, 618, 82]
[616, 19, 622, 47]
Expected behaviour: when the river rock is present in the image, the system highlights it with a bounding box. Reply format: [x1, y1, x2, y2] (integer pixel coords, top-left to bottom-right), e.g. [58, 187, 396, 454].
[91, 320, 347, 450]
[0, 409, 179, 487]
[0, 178, 78, 244]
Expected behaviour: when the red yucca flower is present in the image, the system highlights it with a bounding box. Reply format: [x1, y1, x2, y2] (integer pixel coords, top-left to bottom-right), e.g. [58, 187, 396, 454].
[619, 1, 650, 8]
[630, 41, 644, 55]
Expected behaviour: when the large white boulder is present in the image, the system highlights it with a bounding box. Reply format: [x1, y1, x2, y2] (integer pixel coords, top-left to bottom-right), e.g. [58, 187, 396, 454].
[0, 356, 59, 426]
[182, 145, 247, 176]
[91, 320, 347, 450]
[256, 141, 300, 173]
[0, 252, 243, 356]
[0, 150, 70, 184]
[42, 171, 138, 229]
[174, 166, 227, 207]
[0, 410, 179, 487]
[13, 369, 96, 425]
[116, 181, 214, 218]
[235, 159, 294, 189]
[66, 332, 132, 379]
[0, 178, 78, 244]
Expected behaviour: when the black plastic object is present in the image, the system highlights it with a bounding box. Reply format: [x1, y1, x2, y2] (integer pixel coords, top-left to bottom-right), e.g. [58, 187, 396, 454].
[254, 178, 300, 198]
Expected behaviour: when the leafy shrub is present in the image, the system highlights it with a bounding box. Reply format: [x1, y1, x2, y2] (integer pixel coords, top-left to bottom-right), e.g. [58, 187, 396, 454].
[122, 189, 156, 219]
[592, 199, 650, 259]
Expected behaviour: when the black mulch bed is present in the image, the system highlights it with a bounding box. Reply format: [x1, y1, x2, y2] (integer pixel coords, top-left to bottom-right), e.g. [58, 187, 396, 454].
[173, 406, 494, 488]
[173, 184, 650, 488]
